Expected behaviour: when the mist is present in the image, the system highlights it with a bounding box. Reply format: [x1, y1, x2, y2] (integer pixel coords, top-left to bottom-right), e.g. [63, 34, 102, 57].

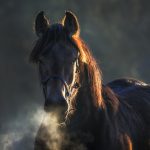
[1, 0, 150, 149]
[0, 104, 46, 149]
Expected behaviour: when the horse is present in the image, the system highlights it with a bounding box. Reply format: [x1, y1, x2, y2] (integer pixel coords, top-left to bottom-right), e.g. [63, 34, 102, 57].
[30, 11, 150, 150]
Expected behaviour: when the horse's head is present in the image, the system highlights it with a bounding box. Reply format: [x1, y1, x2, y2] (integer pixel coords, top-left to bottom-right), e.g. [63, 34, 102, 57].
[30, 11, 81, 112]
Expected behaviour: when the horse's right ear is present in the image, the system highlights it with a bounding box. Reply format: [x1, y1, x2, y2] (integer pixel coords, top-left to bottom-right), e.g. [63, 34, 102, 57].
[35, 11, 49, 37]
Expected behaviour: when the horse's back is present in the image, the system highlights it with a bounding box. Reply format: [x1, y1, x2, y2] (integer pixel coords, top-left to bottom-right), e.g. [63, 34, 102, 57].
[107, 78, 148, 94]
[107, 78, 150, 122]
[107, 78, 150, 149]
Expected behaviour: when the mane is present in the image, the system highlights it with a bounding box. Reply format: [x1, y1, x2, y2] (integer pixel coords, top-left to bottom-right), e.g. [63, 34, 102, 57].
[72, 36, 104, 108]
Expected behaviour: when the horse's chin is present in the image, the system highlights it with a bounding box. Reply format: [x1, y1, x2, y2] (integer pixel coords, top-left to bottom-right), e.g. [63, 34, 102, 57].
[44, 104, 67, 114]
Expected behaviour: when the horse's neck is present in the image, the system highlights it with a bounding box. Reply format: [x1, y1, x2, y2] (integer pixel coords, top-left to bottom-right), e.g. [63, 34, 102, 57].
[76, 82, 95, 116]
[66, 65, 98, 130]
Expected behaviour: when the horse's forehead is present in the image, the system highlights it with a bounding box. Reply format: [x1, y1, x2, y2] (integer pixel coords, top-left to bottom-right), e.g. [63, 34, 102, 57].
[51, 42, 77, 56]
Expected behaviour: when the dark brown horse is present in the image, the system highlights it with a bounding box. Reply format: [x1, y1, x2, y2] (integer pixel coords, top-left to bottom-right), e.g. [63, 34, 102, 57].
[30, 11, 150, 150]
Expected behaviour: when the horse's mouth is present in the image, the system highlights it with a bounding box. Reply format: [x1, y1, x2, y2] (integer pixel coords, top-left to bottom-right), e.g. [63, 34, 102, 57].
[44, 102, 66, 112]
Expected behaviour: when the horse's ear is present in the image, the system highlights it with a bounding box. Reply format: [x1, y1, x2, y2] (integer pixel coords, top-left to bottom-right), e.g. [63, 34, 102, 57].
[35, 11, 49, 37]
[62, 11, 80, 37]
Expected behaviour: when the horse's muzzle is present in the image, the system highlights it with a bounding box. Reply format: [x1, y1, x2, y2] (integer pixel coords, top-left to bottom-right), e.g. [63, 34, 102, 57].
[44, 96, 66, 112]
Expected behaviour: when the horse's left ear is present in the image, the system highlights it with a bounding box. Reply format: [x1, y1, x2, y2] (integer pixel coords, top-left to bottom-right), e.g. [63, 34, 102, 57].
[62, 11, 80, 37]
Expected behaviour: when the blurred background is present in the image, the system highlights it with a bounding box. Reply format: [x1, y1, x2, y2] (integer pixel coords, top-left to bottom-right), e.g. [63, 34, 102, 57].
[0, 0, 150, 149]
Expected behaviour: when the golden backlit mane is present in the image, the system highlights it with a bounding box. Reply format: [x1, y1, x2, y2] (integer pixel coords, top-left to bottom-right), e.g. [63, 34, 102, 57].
[73, 36, 103, 107]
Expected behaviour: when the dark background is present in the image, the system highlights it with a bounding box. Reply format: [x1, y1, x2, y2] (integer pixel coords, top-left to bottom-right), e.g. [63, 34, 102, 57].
[0, 0, 150, 149]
